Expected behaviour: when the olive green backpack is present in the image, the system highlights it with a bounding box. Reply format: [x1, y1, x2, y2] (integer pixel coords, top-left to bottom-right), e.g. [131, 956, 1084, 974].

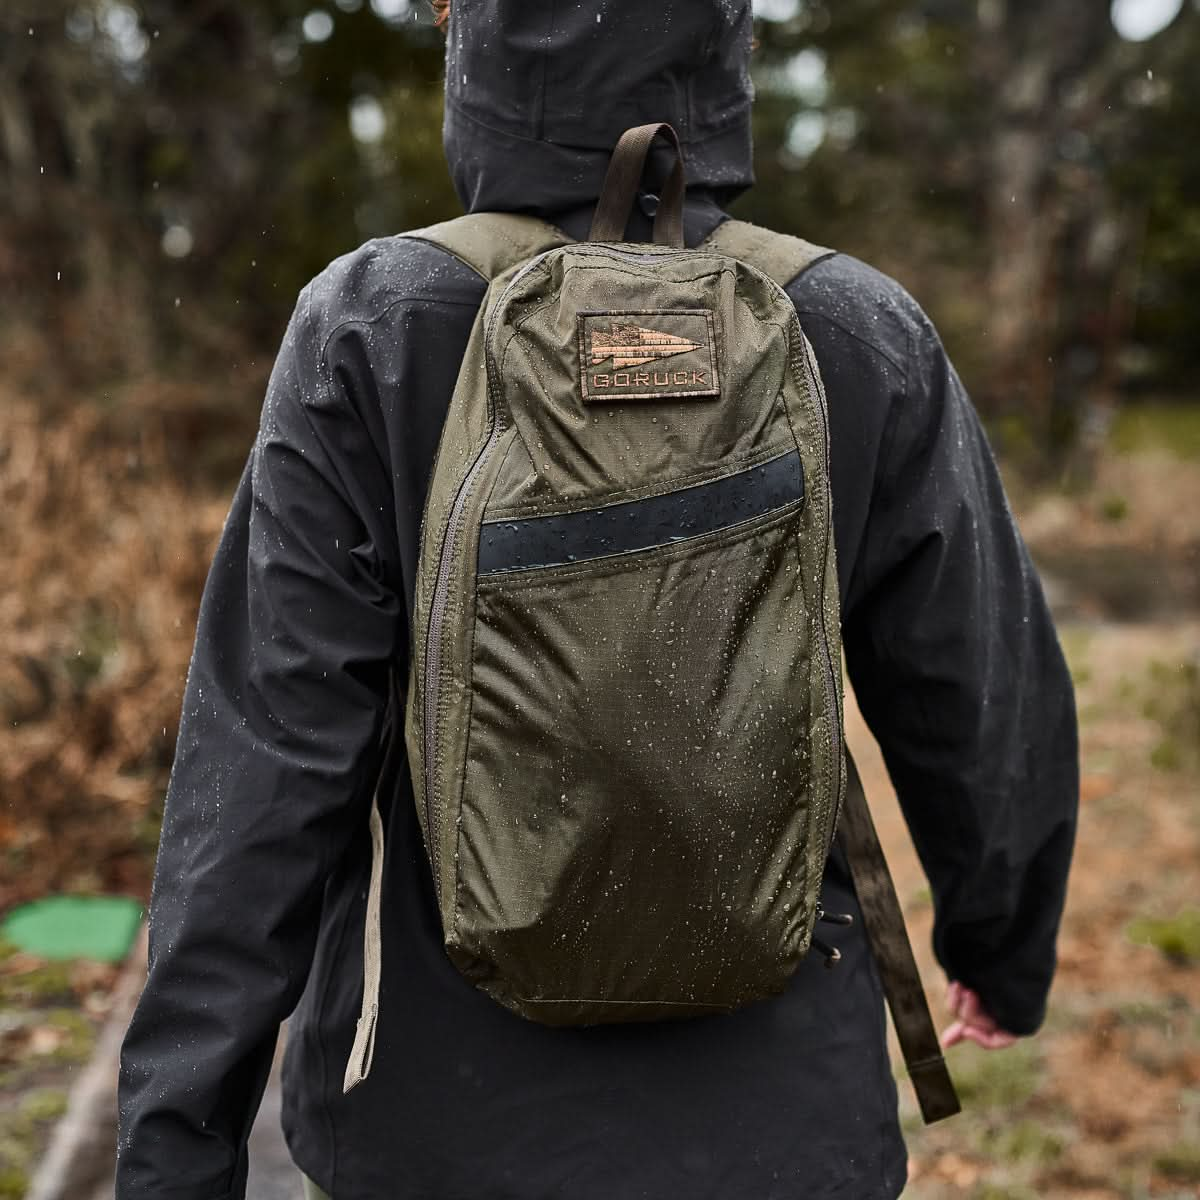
[344, 124, 959, 1124]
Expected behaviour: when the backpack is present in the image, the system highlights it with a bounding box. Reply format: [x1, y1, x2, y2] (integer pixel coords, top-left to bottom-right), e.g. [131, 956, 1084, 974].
[344, 124, 959, 1124]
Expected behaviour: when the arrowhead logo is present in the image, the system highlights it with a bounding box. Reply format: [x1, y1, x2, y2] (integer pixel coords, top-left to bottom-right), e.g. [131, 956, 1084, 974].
[590, 322, 703, 369]
[577, 308, 719, 403]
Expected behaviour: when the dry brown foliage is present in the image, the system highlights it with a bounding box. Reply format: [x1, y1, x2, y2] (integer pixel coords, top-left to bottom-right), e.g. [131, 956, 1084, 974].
[0, 395, 236, 910]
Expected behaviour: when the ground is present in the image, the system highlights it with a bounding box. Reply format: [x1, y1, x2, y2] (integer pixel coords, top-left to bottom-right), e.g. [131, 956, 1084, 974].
[856, 614, 1200, 1199]
[0, 402, 1197, 1197]
[888, 432, 1200, 1199]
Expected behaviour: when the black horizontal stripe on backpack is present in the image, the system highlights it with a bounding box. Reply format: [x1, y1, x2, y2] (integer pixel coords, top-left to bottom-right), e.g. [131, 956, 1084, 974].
[478, 449, 804, 575]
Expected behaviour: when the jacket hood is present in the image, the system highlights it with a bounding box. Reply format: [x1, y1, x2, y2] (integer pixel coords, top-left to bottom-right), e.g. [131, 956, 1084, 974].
[442, 0, 755, 219]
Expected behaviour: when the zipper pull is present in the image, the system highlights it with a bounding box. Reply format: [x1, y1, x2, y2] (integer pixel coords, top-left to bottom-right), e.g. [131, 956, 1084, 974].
[818, 908, 854, 927]
[811, 936, 842, 968]
[813, 905, 853, 968]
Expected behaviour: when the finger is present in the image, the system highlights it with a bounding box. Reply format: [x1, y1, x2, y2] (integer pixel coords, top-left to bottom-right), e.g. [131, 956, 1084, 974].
[980, 1028, 1018, 1050]
[940, 1020, 966, 1048]
[961, 1024, 1018, 1050]
[958, 987, 980, 1025]
[951, 981, 970, 1020]
[946, 980, 962, 1015]
[962, 1008, 1000, 1036]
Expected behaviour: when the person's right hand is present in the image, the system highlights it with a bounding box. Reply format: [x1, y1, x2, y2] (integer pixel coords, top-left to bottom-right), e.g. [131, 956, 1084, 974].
[940, 980, 1018, 1050]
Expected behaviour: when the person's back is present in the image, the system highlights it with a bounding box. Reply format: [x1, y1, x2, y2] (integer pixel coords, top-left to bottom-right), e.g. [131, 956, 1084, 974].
[117, 4, 1078, 1198]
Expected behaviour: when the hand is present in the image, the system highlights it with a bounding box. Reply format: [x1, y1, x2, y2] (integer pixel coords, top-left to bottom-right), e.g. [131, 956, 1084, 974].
[940, 980, 1018, 1050]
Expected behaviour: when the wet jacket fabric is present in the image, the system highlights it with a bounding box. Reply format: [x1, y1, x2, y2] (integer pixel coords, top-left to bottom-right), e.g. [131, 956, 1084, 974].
[116, 4, 1078, 1198]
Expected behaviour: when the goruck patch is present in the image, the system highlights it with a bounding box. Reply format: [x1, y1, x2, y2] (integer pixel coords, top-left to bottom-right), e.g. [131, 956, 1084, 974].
[577, 308, 719, 403]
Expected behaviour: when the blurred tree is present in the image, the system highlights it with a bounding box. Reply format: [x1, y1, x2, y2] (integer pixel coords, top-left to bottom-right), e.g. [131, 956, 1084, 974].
[0, 0, 453, 396]
[741, 0, 1199, 466]
[1113, 16, 1200, 393]
[0, 0, 1197, 470]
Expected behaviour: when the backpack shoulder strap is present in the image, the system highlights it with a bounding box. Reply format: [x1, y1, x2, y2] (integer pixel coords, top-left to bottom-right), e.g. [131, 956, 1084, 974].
[405, 212, 572, 282]
[841, 750, 961, 1124]
[699, 217, 835, 289]
[344, 212, 570, 1095]
[707, 217, 957, 1124]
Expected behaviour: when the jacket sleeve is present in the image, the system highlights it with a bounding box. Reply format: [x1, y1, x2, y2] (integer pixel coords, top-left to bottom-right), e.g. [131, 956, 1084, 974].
[840, 305, 1078, 1038]
[117, 282, 402, 1199]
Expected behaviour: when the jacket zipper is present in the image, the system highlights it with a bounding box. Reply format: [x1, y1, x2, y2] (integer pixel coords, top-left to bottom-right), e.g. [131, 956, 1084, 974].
[421, 251, 554, 893]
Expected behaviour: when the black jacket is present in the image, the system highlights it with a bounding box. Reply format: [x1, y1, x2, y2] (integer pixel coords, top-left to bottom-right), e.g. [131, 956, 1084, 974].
[117, 4, 1078, 1197]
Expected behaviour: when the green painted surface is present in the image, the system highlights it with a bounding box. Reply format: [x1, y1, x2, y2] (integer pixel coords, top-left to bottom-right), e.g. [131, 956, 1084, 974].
[1, 895, 142, 962]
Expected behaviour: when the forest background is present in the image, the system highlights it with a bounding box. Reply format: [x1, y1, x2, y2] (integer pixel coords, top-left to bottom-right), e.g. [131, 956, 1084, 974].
[0, 2, 1198, 1198]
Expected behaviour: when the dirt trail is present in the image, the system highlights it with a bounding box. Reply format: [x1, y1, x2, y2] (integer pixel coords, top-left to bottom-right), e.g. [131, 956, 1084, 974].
[865, 612, 1200, 1199]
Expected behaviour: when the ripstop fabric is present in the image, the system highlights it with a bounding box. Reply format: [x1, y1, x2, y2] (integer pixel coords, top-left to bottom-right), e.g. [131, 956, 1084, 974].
[402, 219, 847, 1027]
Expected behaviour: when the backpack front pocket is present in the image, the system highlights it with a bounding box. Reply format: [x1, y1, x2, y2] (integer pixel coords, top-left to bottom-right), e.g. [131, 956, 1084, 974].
[448, 457, 834, 1025]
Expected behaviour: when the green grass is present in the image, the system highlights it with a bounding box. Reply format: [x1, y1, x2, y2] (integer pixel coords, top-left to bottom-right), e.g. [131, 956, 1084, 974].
[1114, 997, 1183, 1031]
[990, 1120, 1064, 1166]
[18, 1090, 67, 1123]
[62, 606, 121, 691]
[0, 952, 74, 1008]
[0, 1167, 27, 1200]
[1110, 402, 1200, 460]
[0, 941, 99, 1193]
[1098, 493, 1129, 522]
[1154, 1141, 1200, 1184]
[1057, 627, 1092, 680]
[43, 1008, 95, 1063]
[1126, 909, 1200, 964]
[971, 1185, 1041, 1200]
[1150, 739, 1182, 771]
[1142, 659, 1200, 774]
[949, 1042, 1043, 1110]
[0, 1089, 71, 1200]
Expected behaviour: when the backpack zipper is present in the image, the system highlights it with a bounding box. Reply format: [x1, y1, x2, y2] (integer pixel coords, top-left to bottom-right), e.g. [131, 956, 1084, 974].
[707, 250, 845, 856]
[422, 251, 554, 893]
[797, 331, 845, 853]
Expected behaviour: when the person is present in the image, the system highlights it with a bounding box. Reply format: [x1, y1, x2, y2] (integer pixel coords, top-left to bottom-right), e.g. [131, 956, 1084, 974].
[116, 2, 1078, 1197]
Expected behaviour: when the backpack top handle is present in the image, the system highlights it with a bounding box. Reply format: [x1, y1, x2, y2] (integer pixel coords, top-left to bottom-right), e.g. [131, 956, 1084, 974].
[589, 122, 686, 248]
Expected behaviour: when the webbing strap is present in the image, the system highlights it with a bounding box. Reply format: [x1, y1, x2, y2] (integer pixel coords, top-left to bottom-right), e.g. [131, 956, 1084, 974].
[698, 217, 835, 289]
[840, 750, 961, 1123]
[589, 122, 685, 247]
[405, 212, 571, 283]
[342, 786, 385, 1093]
